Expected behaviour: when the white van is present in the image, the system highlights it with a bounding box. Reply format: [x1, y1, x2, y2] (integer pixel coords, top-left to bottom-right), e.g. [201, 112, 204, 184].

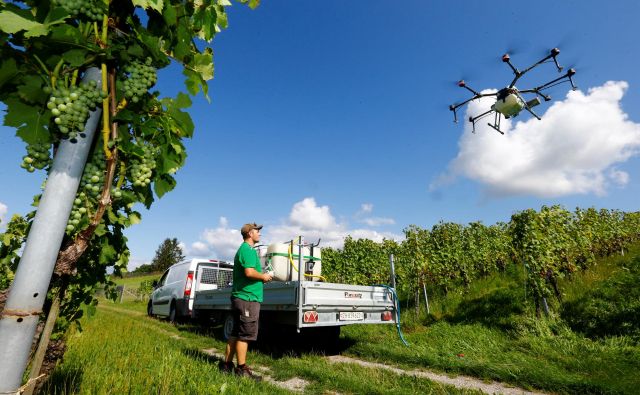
[148, 258, 234, 322]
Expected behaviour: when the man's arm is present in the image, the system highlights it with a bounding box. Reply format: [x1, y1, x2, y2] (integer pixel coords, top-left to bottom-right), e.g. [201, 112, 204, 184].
[245, 268, 272, 282]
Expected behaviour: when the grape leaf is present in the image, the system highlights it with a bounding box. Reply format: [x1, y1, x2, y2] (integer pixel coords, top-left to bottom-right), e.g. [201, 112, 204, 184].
[0, 10, 42, 34]
[0, 9, 69, 38]
[0, 58, 18, 90]
[153, 174, 176, 198]
[17, 74, 46, 104]
[62, 49, 88, 67]
[183, 68, 209, 101]
[192, 50, 214, 81]
[132, 0, 164, 13]
[99, 238, 116, 265]
[3, 97, 48, 144]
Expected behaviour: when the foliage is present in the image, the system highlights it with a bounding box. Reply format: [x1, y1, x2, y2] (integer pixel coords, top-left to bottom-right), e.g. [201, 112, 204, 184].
[0, 0, 257, 345]
[150, 237, 185, 272]
[322, 236, 399, 286]
[561, 255, 640, 340]
[322, 205, 640, 315]
[0, 214, 30, 290]
[131, 262, 156, 274]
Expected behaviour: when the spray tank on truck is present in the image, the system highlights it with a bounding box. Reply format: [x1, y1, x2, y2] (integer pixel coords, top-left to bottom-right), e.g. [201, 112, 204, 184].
[258, 238, 323, 282]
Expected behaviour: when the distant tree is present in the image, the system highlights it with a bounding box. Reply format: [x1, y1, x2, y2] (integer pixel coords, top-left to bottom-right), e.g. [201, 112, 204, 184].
[131, 263, 156, 275]
[151, 238, 185, 272]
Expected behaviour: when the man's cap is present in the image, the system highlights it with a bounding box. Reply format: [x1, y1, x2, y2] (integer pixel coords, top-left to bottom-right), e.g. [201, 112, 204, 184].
[241, 222, 263, 238]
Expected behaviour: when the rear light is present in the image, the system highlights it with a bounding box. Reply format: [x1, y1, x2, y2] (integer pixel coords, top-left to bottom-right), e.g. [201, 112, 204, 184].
[303, 311, 318, 323]
[184, 271, 194, 297]
[381, 311, 393, 321]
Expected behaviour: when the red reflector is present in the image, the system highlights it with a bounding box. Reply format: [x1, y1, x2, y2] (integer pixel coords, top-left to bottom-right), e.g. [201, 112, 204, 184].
[184, 272, 194, 297]
[303, 311, 318, 323]
[381, 311, 392, 321]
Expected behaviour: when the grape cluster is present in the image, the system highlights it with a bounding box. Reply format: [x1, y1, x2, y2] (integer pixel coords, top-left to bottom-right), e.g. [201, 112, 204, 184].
[123, 59, 157, 103]
[54, 0, 106, 22]
[45, 81, 106, 141]
[129, 144, 156, 188]
[66, 194, 88, 233]
[20, 143, 51, 173]
[80, 151, 106, 198]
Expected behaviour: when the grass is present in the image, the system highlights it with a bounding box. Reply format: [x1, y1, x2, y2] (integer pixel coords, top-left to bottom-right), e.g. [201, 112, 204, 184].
[42, 303, 473, 394]
[44, 244, 640, 394]
[109, 272, 161, 288]
[339, 244, 640, 394]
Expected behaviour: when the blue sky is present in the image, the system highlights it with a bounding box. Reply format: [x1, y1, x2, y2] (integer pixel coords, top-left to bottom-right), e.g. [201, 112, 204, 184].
[1, 1, 639, 268]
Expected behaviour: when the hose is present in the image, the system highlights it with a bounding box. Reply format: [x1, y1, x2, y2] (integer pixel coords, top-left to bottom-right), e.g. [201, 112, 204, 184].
[287, 237, 327, 282]
[374, 284, 409, 346]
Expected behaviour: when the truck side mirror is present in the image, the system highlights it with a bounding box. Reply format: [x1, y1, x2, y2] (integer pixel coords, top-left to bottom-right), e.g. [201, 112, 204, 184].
[152, 280, 159, 288]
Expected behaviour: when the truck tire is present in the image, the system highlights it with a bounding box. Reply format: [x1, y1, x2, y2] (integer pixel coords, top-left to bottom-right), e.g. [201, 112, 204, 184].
[147, 300, 153, 317]
[168, 301, 177, 324]
[223, 313, 234, 341]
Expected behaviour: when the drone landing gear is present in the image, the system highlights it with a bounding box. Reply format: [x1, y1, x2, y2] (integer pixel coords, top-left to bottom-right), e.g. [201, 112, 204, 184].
[487, 111, 504, 135]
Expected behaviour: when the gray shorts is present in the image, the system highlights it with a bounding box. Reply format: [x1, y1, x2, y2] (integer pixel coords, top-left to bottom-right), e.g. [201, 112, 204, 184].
[230, 298, 260, 341]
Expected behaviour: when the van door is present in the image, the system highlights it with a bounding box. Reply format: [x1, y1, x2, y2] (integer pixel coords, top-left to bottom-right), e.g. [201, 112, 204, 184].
[153, 269, 171, 316]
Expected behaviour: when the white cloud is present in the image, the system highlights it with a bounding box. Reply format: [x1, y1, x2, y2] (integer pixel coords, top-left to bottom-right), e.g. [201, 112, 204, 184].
[358, 203, 374, 214]
[0, 201, 7, 228]
[289, 198, 337, 230]
[609, 168, 629, 186]
[354, 202, 395, 227]
[190, 241, 211, 256]
[185, 198, 403, 257]
[361, 217, 396, 227]
[188, 217, 241, 260]
[127, 257, 151, 272]
[432, 81, 640, 197]
[266, 197, 402, 248]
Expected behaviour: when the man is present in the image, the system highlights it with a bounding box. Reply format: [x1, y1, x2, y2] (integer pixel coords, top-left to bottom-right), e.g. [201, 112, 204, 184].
[220, 222, 272, 380]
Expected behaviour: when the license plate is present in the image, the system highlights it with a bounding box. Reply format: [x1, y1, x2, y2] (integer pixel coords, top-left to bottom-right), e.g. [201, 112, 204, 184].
[339, 311, 364, 321]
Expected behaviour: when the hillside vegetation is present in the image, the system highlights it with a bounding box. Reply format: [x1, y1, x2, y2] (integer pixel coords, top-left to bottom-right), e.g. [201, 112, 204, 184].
[43, 240, 640, 394]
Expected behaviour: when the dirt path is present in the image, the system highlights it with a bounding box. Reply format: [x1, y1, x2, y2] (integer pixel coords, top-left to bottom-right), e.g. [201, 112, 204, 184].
[327, 355, 547, 395]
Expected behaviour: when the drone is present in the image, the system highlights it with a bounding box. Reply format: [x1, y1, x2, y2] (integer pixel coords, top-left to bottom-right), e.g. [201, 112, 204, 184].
[449, 48, 577, 134]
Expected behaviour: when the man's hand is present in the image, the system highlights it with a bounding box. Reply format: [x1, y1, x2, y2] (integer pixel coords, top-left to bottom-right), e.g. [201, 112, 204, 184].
[245, 267, 273, 282]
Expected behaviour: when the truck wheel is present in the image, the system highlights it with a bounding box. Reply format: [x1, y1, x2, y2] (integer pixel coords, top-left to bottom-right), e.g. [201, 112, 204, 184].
[168, 301, 177, 324]
[223, 313, 234, 340]
[147, 300, 153, 317]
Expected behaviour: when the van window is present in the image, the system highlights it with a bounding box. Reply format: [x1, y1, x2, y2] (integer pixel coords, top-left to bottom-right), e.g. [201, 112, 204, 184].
[167, 264, 186, 284]
[159, 270, 169, 286]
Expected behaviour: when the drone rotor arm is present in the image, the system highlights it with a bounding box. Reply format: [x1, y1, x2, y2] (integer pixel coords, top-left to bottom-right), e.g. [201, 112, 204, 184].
[508, 49, 563, 88]
[450, 92, 497, 114]
[519, 88, 552, 101]
[530, 69, 576, 92]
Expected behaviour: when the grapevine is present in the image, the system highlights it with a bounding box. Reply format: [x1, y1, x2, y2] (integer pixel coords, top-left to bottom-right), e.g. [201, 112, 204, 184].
[0, 0, 259, 387]
[322, 206, 640, 316]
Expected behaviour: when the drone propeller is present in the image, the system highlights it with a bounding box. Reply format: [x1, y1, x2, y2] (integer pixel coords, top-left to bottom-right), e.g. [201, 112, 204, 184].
[499, 41, 530, 58]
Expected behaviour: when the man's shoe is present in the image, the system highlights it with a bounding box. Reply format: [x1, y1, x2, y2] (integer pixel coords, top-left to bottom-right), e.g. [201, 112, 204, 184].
[218, 361, 234, 374]
[234, 364, 262, 382]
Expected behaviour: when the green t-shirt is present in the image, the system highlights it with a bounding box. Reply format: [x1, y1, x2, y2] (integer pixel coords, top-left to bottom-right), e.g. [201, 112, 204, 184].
[232, 242, 263, 302]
